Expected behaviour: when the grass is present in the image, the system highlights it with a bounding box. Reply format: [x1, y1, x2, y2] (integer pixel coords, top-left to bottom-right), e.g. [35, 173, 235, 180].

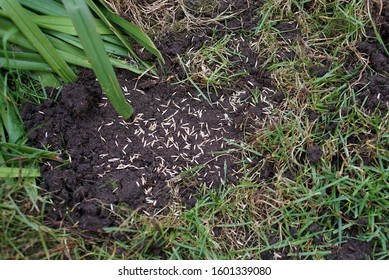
[247, 0, 388, 258]
[1, 0, 388, 259]
[0, 72, 65, 259]
[0, 0, 164, 118]
[181, 33, 248, 95]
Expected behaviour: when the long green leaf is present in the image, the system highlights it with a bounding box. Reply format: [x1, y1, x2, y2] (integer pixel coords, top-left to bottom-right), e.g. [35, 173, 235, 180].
[106, 12, 164, 63]
[63, 0, 133, 119]
[48, 36, 146, 73]
[0, 30, 144, 74]
[47, 31, 130, 57]
[0, 21, 140, 73]
[86, 0, 162, 73]
[18, 0, 66, 16]
[0, 57, 51, 71]
[30, 15, 112, 36]
[1, 143, 62, 161]
[0, 166, 40, 178]
[0, 51, 52, 71]
[1, 3, 156, 76]
[85, 0, 137, 57]
[0, 0, 77, 82]
[91, 0, 163, 62]
[0, 76, 24, 144]
[0, 18, 34, 50]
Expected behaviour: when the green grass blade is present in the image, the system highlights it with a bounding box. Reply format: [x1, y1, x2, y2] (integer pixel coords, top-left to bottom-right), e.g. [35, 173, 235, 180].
[47, 33, 145, 74]
[0, 167, 40, 178]
[89, 0, 163, 63]
[47, 31, 130, 58]
[0, 79, 24, 144]
[85, 0, 137, 56]
[31, 15, 112, 36]
[105, 11, 164, 63]
[18, 0, 66, 16]
[63, 0, 133, 119]
[110, 58, 144, 74]
[1, 4, 152, 76]
[1, 143, 62, 162]
[0, 0, 77, 82]
[84, 0, 145, 66]
[30, 72, 61, 88]
[0, 17, 35, 51]
[177, 55, 213, 106]
[86, 0, 161, 75]
[0, 52, 52, 71]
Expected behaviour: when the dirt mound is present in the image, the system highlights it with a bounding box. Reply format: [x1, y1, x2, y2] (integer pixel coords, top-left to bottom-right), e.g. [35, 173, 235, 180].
[22, 72, 270, 231]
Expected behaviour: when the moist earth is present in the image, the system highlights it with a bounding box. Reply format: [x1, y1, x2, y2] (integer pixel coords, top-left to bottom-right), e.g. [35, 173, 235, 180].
[20, 0, 387, 259]
[22, 0, 270, 233]
[22, 70, 268, 231]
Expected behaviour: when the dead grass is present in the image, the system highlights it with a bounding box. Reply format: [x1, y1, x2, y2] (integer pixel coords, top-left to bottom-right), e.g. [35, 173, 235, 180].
[104, 0, 242, 35]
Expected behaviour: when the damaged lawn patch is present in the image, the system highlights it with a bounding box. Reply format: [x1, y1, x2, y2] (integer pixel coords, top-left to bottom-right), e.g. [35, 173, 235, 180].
[1, 0, 388, 260]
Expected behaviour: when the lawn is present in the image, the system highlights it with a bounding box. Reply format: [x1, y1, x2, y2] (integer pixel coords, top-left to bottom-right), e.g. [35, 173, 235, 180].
[0, 0, 388, 260]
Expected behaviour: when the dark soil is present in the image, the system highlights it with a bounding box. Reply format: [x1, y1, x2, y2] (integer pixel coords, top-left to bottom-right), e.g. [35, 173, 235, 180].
[355, 1, 389, 115]
[20, 0, 387, 259]
[22, 69, 268, 231]
[326, 239, 374, 260]
[306, 145, 323, 164]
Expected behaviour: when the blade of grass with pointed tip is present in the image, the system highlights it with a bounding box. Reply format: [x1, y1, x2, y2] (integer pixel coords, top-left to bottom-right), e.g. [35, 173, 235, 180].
[0, 0, 77, 82]
[85, 1, 147, 67]
[63, 0, 133, 119]
[1, 143, 62, 162]
[90, 0, 164, 63]
[177, 55, 213, 107]
[47, 33, 145, 73]
[106, 12, 164, 63]
[86, 0, 160, 75]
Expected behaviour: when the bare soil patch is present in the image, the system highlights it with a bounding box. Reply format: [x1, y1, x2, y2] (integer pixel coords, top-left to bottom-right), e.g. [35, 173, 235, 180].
[22, 68, 269, 230]
[22, 1, 273, 232]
